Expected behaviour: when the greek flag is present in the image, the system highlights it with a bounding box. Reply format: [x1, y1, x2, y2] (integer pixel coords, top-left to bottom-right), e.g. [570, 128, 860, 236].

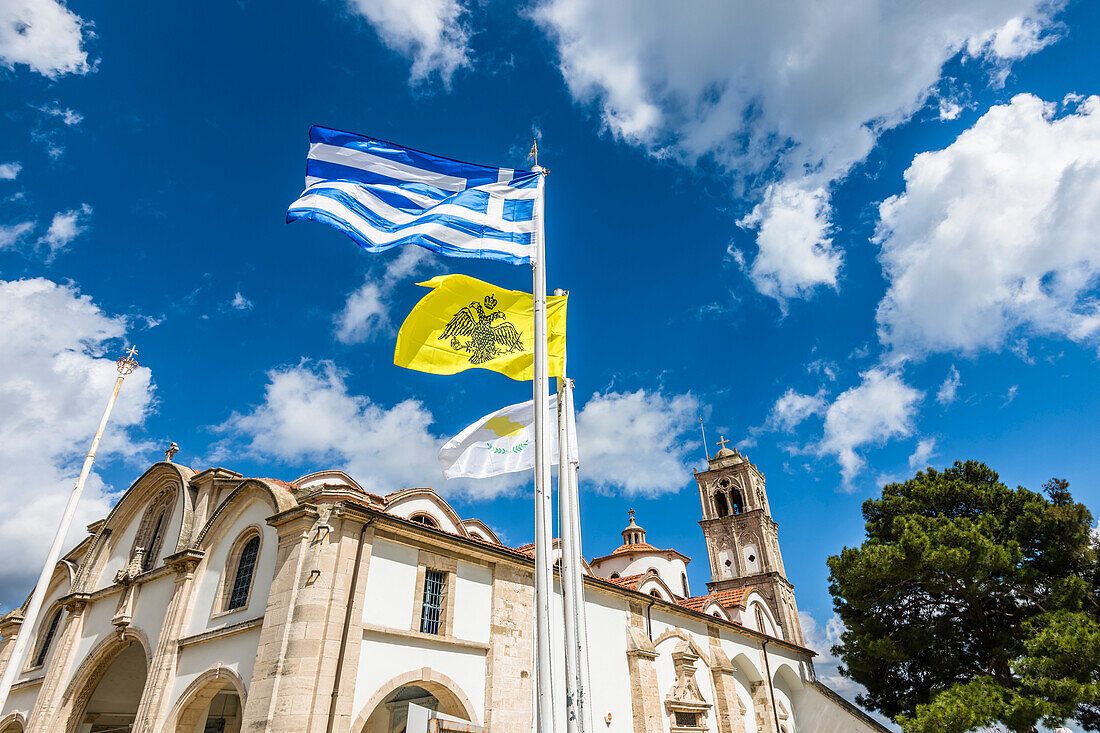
[287, 126, 542, 266]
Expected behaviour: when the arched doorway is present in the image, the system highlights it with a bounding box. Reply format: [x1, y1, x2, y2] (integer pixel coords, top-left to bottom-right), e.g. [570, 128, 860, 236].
[168, 667, 246, 733]
[74, 643, 147, 732]
[0, 712, 26, 733]
[356, 674, 477, 733]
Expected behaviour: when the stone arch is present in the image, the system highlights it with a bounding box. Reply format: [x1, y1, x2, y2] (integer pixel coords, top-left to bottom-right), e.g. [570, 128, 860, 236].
[195, 479, 296, 550]
[730, 651, 765, 684]
[384, 488, 467, 537]
[351, 667, 480, 733]
[713, 492, 729, 518]
[56, 627, 152, 733]
[0, 712, 26, 733]
[166, 665, 247, 733]
[652, 629, 710, 667]
[772, 661, 804, 691]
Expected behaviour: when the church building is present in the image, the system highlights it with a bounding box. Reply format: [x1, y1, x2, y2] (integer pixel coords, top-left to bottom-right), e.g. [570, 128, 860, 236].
[0, 442, 886, 733]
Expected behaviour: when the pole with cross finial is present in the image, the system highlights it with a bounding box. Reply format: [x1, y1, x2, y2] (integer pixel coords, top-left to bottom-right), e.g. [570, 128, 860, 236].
[0, 346, 141, 711]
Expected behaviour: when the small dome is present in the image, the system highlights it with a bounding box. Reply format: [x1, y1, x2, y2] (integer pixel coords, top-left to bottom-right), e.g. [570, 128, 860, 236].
[715, 447, 736, 458]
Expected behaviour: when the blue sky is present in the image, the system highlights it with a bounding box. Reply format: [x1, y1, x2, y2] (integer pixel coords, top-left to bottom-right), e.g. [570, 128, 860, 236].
[3, 0, 1100, 711]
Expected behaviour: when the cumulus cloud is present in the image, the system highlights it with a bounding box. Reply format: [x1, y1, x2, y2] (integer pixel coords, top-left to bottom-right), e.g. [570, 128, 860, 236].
[343, 0, 470, 86]
[0, 162, 22, 180]
[736, 182, 842, 306]
[908, 438, 937, 470]
[229, 292, 253, 311]
[0, 220, 35, 250]
[0, 278, 155, 605]
[936, 366, 962, 405]
[818, 369, 922, 486]
[38, 203, 91, 258]
[575, 388, 699, 496]
[335, 246, 430, 344]
[876, 94, 1100, 357]
[533, 0, 1064, 304]
[0, 0, 91, 78]
[766, 388, 826, 432]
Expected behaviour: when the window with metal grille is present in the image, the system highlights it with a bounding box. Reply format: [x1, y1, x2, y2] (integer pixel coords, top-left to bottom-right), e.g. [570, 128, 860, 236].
[227, 536, 260, 610]
[673, 711, 698, 728]
[419, 569, 446, 634]
[32, 608, 63, 668]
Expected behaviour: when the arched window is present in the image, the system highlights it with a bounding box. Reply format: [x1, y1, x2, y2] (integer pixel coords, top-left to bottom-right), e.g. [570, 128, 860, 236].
[410, 513, 439, 528]
[31, 607, 63, 668]
[730, 489, 745, 515]
[714, 492, 729, 518]
[221, 532, 261, 613]
[646, 567, 659, 576]
[649, 589, 662, 599]
[609, 572, 620, 579]
[132, 489, 175, 572]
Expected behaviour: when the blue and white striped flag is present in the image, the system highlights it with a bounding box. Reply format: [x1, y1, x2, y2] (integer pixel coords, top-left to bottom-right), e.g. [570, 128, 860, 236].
[287, 126, 542, 266]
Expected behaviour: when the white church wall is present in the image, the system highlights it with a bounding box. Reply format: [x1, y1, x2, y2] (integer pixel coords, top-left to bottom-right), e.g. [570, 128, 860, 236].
[386, 496, 461, 535]
[789, 682, 885, 733]
[172, 627, 262, 706]
[351, 632, 486, 725]
[591, 554, 690, 598]
[3, 684, 36, 725]
[451, 561, 491, 644]
[64, 591, 118, 690]
[130, 573, 174, 650]
[579, 588, 632, 732]
[361, 538, 418, 630]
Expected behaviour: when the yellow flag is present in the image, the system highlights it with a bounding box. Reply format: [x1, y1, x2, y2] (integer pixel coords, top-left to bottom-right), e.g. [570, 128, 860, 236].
[394, 274, 567, 381]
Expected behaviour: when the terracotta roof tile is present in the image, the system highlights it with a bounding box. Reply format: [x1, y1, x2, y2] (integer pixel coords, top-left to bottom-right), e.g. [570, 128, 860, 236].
[606, 573, 645, 589]
[677, 587, 753, 611]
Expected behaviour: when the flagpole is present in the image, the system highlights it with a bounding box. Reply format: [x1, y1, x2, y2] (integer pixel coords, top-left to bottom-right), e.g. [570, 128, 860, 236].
[554, 295, 581, 733]
[531, 165, 557, 733]
[0, 347, 140, 712]
[563, 377, 594, 733]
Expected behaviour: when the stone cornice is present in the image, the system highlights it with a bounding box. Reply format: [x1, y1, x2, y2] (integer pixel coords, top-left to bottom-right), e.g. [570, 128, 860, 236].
[165, 548, 205, 574]
[177, 616, 265, 649]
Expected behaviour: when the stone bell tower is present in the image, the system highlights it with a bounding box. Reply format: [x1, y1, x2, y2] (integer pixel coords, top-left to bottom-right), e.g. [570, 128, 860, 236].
[695, 438, 804, 645]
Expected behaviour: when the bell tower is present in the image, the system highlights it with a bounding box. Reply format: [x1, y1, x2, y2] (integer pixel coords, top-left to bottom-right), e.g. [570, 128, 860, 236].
[695, 438, 804, 645]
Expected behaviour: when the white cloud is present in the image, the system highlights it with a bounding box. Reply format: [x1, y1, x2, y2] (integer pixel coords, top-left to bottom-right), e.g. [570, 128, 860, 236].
[35, 102, 83, 126]
[0, 162, 21, 180]
[818, 369, 922, 485]
[876, 94, 1100, 357]
[575, 389, 699, 496]
[737, 182, 842, 306]
[533, 0, 1064, 304]
[766, 388, 826, 432]
[335, 246, 430, 344]
[229, 292, 253, 311]
[908, 437, 937, 469]
[343, 0, 470, 86]
[1003, 384, 1019, 406]
[0, 0, 91, 78]
[0, 220, 35, 250]
[0, 278, 155, 604]
[936, 366, 961, 405]
[38, 203, 91, 257]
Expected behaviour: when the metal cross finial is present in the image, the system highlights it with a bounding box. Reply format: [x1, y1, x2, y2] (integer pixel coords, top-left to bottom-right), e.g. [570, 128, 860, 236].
[628, 508, 635, 523]
[528, 137, 538, 167]
[716, 436, 730, 450]
[165, 442, 179, 463]
[116, 345, 140, 376]
[125, 345, 138, 359]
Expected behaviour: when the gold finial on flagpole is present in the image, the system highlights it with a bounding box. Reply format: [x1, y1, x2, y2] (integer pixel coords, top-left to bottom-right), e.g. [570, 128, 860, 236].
[528, 137, 539, 167]
[116, 345, 139, 375]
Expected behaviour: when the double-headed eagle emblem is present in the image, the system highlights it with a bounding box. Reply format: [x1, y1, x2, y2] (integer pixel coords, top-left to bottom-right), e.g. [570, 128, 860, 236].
[439, 294, 524, 364]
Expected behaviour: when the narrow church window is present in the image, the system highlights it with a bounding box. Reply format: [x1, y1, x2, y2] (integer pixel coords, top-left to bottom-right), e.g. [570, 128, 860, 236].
[142, 509, 167, 571]
[714, 493, 729, 517]
[730, 490, 744, 514]
[420, 569, 446, 634]
[227, 536, 260, 611]
[681, 572, 689, 596]
[32, 607, 62, 668]
[132, 489, 175, 573]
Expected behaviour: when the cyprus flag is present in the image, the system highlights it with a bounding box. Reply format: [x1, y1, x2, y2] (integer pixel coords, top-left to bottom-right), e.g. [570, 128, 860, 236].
[439, 394, 578, 479]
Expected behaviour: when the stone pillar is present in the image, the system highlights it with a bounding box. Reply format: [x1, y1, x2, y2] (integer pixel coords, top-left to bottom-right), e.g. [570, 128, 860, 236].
[130, 549, 204, 732]
[624, 602, 662, 733]
[241, 505, 321, 732]
[482, 563, 534, 733]
[25, 594, 90, 733]
[749, 682, 778, 733]
[708, 631, 747, 733]
[0, 615, 24, 679]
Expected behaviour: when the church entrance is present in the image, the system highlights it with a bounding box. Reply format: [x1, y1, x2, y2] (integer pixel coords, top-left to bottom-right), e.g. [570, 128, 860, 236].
[362, 683, 471, 733]
[73, 643, 147, 733]
[170, 674, 245, 733]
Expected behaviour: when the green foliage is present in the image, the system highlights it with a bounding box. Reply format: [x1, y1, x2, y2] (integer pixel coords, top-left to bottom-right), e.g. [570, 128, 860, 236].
[827, 461, 1099, 732]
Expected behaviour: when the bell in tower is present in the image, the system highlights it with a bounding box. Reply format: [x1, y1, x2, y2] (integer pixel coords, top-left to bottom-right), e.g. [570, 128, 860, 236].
[694, 437, 804, 645]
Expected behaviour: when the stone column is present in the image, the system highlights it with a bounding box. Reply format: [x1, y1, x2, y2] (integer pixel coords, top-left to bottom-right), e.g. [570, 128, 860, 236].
[130, 549, 204, 732]
[749, 682, 778, 733]
[708, 631, 747, 733]
[25, 594, 90, 733]
[624, 602, 662, 733]
[482, 563, 534, 733]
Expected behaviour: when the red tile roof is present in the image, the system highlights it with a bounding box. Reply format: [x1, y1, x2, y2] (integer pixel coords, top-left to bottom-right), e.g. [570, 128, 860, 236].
[677, 587, 753, 611]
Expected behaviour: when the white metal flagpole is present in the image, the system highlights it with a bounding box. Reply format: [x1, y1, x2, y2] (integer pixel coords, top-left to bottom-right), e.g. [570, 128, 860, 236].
[0, 346, 140, 712]
[531, 163, 557, 733]
[563, 375, 593, 733]
[554, 297, 581, 733]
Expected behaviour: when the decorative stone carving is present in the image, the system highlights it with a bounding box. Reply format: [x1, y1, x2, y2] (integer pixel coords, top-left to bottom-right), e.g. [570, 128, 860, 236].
[664, 642, 711, 733]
